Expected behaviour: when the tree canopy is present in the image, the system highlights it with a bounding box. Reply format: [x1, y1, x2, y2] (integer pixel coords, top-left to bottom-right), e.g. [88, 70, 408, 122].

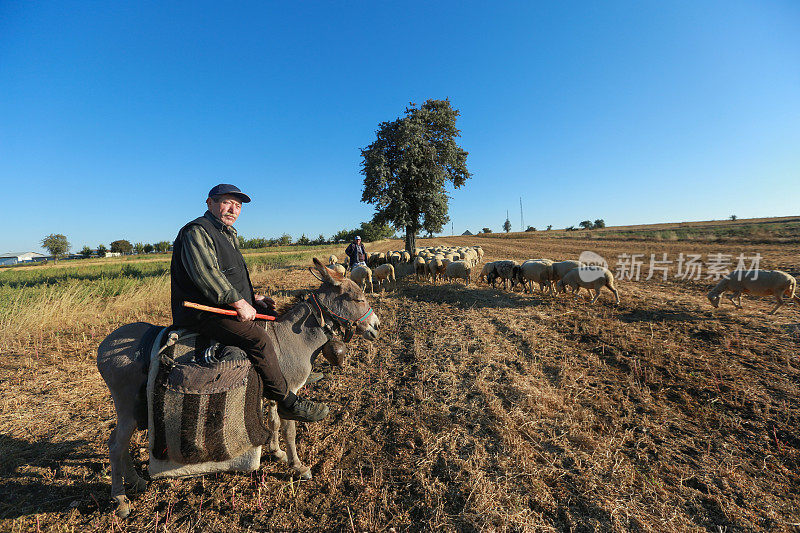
[111, 239, 133, 254]
[41, 234, 70, 261]
[361, 99, 471, 252]
[503, 219, 512, 233]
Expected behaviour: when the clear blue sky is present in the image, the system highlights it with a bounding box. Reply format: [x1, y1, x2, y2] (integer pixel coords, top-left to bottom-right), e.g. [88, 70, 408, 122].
[1, 1, 798, 253]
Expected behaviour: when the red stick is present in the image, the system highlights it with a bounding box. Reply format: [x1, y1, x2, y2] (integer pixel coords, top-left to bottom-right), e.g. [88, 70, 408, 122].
[183, 300, 276, 321]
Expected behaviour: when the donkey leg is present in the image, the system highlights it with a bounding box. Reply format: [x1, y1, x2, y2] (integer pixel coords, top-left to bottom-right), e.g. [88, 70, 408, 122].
[264, 402, 287, 463]
[108, 415, 139, 518]
[281, 419, 312, 480]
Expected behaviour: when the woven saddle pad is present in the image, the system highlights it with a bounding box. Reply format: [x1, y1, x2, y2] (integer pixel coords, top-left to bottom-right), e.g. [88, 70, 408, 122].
[147, 330, 269, 478]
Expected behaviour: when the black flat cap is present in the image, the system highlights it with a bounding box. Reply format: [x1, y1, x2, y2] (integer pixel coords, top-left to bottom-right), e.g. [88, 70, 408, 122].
[208, 183, 251, 203]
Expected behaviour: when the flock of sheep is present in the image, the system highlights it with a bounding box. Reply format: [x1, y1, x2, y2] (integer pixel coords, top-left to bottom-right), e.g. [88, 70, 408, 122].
[478, 258, 621, 304]
[326, 246, 800, 314]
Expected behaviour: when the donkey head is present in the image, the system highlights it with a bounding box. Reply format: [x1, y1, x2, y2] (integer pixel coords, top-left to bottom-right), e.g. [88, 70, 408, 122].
[310, 257, 381, 342]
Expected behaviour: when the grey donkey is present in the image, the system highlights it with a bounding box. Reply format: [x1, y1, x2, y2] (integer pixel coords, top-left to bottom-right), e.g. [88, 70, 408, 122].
[97, 258, 381, 518]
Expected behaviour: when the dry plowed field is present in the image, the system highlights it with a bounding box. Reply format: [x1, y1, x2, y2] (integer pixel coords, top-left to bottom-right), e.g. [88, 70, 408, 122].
[2, 233, 799, 532]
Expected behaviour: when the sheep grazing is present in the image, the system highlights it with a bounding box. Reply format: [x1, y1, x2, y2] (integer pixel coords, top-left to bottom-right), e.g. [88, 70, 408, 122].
[486, 260, 519, 290]
[445, 260, 472, 285]
[372, 263, 396, 292]
[479, 262, 496, 283]
[512, 260, 554, 295]
[707, 269, 800, 314]
[350, 265, 373, 293]
[556, 266, 620, 305]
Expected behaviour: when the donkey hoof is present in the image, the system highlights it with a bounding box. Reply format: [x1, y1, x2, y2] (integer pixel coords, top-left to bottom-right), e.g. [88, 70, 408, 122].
[292, 466, 312, 480]
[113, 495, 131, 518]
[271, 450, 288, 463]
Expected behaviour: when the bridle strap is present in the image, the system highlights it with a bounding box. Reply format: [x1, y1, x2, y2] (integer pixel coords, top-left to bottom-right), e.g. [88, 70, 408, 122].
[310, 292, 373, 331]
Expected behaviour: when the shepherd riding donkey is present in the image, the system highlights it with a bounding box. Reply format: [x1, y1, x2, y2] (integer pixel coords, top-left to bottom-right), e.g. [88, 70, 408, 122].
[97, 259, 380, 518]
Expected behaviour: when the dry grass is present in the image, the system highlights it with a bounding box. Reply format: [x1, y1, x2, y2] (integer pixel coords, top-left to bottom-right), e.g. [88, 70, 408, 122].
[1, 231, 799, 532]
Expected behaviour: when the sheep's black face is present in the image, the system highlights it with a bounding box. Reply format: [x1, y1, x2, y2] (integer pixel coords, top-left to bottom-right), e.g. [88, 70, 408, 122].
[707, 292, 721, 308]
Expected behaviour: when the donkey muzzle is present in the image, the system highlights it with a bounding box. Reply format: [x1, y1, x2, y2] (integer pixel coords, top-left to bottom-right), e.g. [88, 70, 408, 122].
[322, 339, 347, 366]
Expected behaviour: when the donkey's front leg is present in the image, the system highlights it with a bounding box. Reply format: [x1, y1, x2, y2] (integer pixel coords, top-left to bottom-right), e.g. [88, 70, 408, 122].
[264, 401, 287, 463]
[281, 419, 312, 480]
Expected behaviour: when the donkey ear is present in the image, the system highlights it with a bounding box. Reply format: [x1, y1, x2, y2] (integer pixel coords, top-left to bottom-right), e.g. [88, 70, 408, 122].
[312, 257, 342, 286]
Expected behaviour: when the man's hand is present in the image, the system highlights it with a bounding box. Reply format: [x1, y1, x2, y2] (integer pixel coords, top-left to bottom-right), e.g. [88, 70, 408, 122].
[231, 299, 257, 321]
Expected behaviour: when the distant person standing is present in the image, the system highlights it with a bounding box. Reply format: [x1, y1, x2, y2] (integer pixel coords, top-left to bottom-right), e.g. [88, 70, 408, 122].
[345, 236, 368, 269]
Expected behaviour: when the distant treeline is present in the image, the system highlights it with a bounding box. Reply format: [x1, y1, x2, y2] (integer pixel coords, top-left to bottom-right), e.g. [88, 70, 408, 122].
[239, 221, 394, 249]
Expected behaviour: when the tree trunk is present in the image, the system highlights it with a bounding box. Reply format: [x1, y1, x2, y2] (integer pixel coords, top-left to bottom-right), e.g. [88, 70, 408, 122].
[405, 226, 416, 254]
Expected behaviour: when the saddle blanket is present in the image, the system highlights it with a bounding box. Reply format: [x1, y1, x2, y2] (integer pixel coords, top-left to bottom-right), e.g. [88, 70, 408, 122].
[147, 328, 269, 479]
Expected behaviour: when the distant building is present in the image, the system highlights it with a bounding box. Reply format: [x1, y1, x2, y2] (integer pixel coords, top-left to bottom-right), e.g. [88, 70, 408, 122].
[0, 251, 49, 266]
[461, 230, 474, 236]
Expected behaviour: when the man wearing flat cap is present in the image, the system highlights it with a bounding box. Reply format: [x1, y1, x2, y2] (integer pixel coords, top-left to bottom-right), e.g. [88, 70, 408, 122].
[170, 183, 328, 422]
[345, 236, 367, 269]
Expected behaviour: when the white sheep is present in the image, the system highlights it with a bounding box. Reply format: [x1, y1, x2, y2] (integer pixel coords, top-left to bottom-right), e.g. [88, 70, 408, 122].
[511, 260, 554, 295]
[349, 265, 373, 293]
[328, 263, 346, 276]
[427, 256, 446, 283]
[552, 260, 584, 284]
[707, 270, 800, 314]
[551, 260, 585, 295]
[445, 260, 472, 285]
[372, 263, 396, 292]
[556, 266, 620, 305]
[487, 260, 519, 290]
[414, 256, 428, 281]
[479, 261, 495, 283]
[328, 254, 338, 265]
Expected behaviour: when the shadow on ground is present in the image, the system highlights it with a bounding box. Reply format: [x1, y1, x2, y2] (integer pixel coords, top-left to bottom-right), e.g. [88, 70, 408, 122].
[0, 434, 108, 519]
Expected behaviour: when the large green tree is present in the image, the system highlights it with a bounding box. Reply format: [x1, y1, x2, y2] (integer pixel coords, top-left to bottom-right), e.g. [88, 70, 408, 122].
[361, 99, 471, 253]
[110, 239, 133, 254]
[41, 234, 70, 262]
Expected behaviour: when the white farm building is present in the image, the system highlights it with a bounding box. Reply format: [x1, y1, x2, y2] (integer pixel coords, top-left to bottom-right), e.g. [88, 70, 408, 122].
[0, 252, 49, 266]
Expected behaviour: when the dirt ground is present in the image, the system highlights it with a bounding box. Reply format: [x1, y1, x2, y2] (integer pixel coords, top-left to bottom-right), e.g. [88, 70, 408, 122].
[1, 233, 799, 532]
